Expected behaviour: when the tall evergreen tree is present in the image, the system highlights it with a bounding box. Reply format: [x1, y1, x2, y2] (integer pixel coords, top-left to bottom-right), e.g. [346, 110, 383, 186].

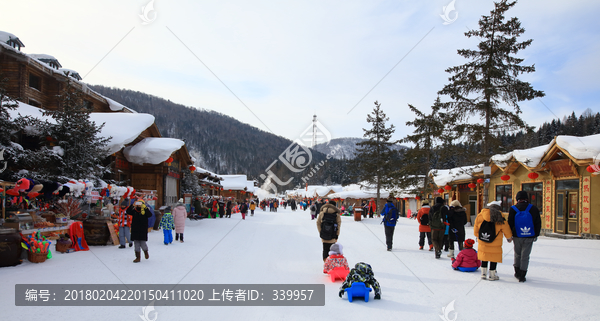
[396, 98, 446, 196]
[438, 0, 544, 160]
[352, 101, 397, 213]
[39, 80, 111, 181]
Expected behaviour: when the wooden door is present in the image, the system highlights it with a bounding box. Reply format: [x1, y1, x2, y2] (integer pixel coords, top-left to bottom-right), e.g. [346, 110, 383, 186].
[555, 192, 566, 233]
[567, 192, 578, 234]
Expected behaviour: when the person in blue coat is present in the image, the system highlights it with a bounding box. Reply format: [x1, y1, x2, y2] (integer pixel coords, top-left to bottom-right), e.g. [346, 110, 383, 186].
[381, 197, 399, 251]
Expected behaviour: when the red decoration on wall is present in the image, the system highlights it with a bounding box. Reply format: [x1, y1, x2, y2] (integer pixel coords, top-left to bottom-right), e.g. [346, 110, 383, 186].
[587, 165, 599, 173]
[415, 196, 421, 200]
[437, 188, 444, 194]
[501, 174, 510, 182]
[468, 183, 477, 191]
[527, 172, 539, 180]
[477, 178, 484, 184]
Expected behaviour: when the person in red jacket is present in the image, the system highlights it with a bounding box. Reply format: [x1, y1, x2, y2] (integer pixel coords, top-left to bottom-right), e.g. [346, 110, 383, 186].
[451, 239, 481, 270]
[416, 201, 433, 251]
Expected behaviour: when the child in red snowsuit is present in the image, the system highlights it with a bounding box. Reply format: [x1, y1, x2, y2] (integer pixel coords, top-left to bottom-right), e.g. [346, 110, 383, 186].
[323, 243, 349, 273]
[451, 239, 481, 270]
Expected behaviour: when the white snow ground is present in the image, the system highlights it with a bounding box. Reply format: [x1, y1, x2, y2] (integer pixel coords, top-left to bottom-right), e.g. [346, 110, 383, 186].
[2, 207, 599, 321]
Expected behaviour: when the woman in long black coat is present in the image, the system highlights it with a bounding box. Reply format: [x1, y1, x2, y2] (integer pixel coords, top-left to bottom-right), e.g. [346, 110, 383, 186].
[127, 200, 150, 263]
[447, 200, 467, 258]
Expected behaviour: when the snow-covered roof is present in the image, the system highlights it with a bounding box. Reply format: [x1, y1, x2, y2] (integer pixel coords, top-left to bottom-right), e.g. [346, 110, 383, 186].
[220, 175, 248, 190]
[430, 164, 484, 187]
[328, 190, 389, 200]
[246, 181, 256, 193]
[102, 96, 128, 112]
[555, 134, 600, 161]
[9, 102, 156, 156]
[58, 68, 82, 81]
[0, 31, 24, 48]
[123, 137, 185, 165]
[491, 143, 552, 168]
[89, 112, 155, 155]
[29, 53, 62, 69]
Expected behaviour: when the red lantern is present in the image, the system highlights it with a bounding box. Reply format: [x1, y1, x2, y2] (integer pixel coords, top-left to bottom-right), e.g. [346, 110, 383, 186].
[444, 185, 452, 191]
[527, 172, 539, 180]
[587, 165, 599, 173]
[165, 156, 174, 166]
[229, 189, 232, 192]
[415, 196, 421, 200]
[477, 178, 484, 184]
[468, 183, 477, 191]
[189, 165, 196, 172]
[501, 174, 510, 182]
[437, 188, 444, 194]
[402, 197, 408, 201]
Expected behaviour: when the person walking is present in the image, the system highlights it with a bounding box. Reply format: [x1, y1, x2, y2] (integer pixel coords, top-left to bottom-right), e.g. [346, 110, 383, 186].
[417, 201, 433, 251]
[173, 198, 187, 243]
[316, 199, 342, 261]
[508, 191, 541, 282]
[381, 197, 399, 251]
[474, 200, 513, 280]
[447, 200, 467, 258]
[159, 206, 174, 245]
[226, 199, 232, 218]
[240, 200, 248, 220]
[310, 202, 317, 220]
[127, 199, 150, 263]
[250, 201, 256, 216]
[429, 197, 449, 259]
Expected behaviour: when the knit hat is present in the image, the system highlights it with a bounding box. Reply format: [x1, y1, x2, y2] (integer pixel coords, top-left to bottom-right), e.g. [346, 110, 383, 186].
[464, 239, 475, 248]
[516, 191, 529, 201]
[178, 198, 184, 203]
[450, 200, 462, 207]
[487, 200, 502, 207]
[422, 200, 429, 206]
[435, 197, 445, 204]
[329, 243, 343, 256]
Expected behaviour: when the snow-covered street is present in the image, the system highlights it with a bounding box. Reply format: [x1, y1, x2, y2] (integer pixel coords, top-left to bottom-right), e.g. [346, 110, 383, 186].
[2, 207, 599, 321]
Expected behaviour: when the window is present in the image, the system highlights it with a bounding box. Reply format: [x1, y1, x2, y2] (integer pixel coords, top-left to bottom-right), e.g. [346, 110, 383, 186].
[29, 73, 41, 91]
[495, 185, 513, 212]
[522, 183, 543, 210]
[556, 179, 579, 190]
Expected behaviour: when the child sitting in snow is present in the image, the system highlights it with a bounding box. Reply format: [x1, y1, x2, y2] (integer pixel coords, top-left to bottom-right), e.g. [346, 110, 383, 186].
[339, 262, 381, 300]
[323, 243, 349, 273]
[451, 239, 481, 271]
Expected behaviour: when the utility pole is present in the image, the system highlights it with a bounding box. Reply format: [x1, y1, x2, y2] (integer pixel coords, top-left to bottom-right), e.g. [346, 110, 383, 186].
[312, 114, 317, 148]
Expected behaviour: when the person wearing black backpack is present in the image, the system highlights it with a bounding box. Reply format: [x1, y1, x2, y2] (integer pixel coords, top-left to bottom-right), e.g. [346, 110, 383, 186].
[429, 197, 449, 259]
[447, 200, 468, 258]
[417, 201, 433, 251]
[474, 200, 513, 281]
[381, 197, 399, 251]
[508, 191, 541, 283]
[316, 199, 342, 261]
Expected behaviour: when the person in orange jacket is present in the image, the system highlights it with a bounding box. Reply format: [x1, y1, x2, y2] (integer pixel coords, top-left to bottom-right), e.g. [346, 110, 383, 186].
[417, 201, 433, 251]
[474, 200, 513, 281]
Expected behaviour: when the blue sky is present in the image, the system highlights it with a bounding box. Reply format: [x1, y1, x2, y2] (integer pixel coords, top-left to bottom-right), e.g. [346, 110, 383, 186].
[3, 0, 599, 144]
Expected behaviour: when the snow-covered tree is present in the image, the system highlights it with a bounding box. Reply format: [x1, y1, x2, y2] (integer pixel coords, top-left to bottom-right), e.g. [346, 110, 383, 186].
[180, 168, 204, 196]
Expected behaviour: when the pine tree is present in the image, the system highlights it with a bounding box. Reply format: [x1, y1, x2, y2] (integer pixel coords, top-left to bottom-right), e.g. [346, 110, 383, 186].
[352, 101, 397, 213]
[39, 80, 111, 181]
[181, 168, 204, 196]
[438, 0, 544, 160]
[397, 98, 446, 196]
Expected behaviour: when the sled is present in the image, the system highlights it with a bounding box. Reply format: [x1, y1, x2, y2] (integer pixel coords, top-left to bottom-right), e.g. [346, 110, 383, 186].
[344, 282, 372, 302]
[328, 267, 350, 282]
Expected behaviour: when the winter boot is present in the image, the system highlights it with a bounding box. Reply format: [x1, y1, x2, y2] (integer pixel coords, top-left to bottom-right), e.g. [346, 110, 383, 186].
[175, 233, 179, 241]
[514, 266, 521, 279]
[144, 250, 149, 259]
[429, 244, 434, 251]
[133, 252, 141, 263]
[435, 251, 441, 259]
[481, 267, 488, 280]
[488, 270, 499, 281]
[447, 250, 454, 258]
[118, 245, 126, 249]
[518, 270, 527, 283]
[419, 246, 424, 250]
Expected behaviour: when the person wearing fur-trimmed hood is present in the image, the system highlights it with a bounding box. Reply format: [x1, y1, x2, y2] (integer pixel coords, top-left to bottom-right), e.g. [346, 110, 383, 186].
[474, 200, 513, 281]
[316, 200, 342, 261]
[338, 262, 381, 300]
[172, 199, 187, 243]
[127, 199, 150, 263]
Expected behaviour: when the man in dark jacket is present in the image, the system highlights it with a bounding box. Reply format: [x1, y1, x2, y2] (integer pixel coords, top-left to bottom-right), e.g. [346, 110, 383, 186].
[508, 190, 542, 282]
[447, 200, 467, 258]
[429, 197, 449, 259]
[381, 197, 399, 251]
[127, 200, 150, 263]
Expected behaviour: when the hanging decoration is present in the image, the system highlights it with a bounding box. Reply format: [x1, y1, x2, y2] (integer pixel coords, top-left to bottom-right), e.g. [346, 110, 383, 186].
[444, 185, 452, 191]
[437, 188, 444, 194]
[501, 174, 511, 182]
[165, 156, 174, 166]
[189, 165, 196, 173]
[468, 182, 477, 191]
[415, 196, 421, 200]
[477, 178, 484, 185]
[586, 164, 600, 175]
[527, 172, 539, 181]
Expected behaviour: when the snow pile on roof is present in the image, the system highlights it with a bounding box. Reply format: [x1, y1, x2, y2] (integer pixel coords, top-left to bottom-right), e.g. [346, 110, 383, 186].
[103, 96, 127, 112]
[221, 175, 248, 190]
[246, 181, 256, 193]
[58, 68, 82, 80]
[29, 53, 62, 69]
[328, 189, 389, 200]
[556, 134, 600, 160]
[89, 112, 155, 155]
[430, 164, 483, 187]
[123, 137, 185, 165]
[490, 151, 513, 167]
[0, 31, 23, 46]
[513, 144, 551, 167]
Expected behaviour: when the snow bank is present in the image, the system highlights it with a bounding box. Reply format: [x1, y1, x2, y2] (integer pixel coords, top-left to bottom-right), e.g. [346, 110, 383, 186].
[123, 137, 185, 165]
